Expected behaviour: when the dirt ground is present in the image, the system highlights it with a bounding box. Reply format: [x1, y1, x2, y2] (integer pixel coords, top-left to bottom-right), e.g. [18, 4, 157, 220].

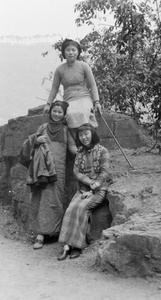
[1, 138, 161, 300]
[0, 225, 161, 300]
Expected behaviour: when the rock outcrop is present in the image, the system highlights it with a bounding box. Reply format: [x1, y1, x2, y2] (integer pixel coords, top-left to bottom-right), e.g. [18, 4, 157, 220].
[4, 106, 161, 278]
[96, 150, 161, 277]
[0, 106, 141, 207]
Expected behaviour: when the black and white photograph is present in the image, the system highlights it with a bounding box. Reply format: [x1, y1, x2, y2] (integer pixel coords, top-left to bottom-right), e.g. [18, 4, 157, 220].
[0, 0, 161, 299]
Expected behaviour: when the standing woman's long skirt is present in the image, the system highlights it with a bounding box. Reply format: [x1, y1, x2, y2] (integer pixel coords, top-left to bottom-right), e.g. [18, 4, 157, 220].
[66, 97, 98, 129]
[29, 141, 66, 236]
[58, 189, 106, 249]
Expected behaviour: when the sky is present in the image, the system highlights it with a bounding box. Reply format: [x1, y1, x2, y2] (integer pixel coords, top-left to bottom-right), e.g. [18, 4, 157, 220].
[0, 0, 89, 39]
[0, 0, 151, 43]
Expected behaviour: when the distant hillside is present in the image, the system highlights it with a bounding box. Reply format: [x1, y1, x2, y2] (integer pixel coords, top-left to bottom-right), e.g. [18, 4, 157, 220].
[0, 34, 61, 44]
[0, 39, 61, 126]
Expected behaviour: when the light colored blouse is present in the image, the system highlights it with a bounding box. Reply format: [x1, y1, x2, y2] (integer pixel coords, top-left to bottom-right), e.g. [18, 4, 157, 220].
[48, 60, 99, 103]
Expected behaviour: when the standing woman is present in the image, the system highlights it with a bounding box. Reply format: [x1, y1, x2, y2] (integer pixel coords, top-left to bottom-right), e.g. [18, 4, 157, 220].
[43, 39, 102, 138]
[57, 123, 110, 260]
[29, 101, 77, 249]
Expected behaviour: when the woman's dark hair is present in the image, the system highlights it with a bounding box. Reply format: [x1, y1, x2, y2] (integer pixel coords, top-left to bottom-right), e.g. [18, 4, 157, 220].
[61, 39, 82, 59]
[49, 100, 69, 116]
[75, 123, 100, 148]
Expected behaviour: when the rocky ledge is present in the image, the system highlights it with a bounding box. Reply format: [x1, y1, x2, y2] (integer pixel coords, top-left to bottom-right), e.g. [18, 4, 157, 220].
[96, 149, 161, 277]
[2, 106, 161, 277]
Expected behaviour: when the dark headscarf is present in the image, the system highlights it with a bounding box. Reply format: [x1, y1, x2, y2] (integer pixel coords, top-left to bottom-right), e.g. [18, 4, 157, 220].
[61, 39, 82, 59]
[46, 101, 69, 143]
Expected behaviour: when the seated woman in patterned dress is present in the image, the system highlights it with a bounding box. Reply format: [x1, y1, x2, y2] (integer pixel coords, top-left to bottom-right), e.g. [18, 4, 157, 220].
[57, 123, 110, 260]
[43, 38, 102, 139]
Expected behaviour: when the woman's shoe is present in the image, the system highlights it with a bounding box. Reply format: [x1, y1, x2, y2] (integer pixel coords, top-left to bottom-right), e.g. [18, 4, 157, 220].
[33, 238, 44, 250]
[57, 246, 70, 261]
[70, 248, 81, 259]
[57, 245, 71, 260]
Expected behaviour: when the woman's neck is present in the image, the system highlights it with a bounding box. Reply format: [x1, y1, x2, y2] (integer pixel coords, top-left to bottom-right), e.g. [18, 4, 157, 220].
[84, 143, 94, 150]
[66, 60, 76, 67]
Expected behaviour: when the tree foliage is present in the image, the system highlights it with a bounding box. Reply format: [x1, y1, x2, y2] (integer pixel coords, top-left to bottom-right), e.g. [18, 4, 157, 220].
[43, 0, 161, 136]
[72, 0, 161, 127]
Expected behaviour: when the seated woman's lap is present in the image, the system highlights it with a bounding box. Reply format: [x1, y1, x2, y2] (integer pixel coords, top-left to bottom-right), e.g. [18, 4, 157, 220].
[66, 190, 106, 213]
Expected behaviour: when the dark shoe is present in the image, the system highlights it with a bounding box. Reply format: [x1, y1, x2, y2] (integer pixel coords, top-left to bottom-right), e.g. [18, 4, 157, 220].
[57, 248, 70, 261]
[70, 248, 81, 259]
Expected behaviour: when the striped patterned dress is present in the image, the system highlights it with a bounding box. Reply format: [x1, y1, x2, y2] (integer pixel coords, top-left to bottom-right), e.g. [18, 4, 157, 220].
[58, 144, 110, 249]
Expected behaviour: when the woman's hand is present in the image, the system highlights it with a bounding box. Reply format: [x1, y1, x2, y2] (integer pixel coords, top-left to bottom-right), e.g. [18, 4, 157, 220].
[36, 135, 48, 144]
[90, 181, 100, 191]
[94, 102, 102, 115]
[43, 103, 50, 115]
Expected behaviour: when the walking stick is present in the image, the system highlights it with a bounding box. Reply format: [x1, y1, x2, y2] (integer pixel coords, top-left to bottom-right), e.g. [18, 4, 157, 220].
[100, 113, 134, 169]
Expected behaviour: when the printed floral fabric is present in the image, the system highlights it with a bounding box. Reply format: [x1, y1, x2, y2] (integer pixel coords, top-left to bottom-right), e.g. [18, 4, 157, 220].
[75, 144, 102, 174]
[74, 144, 110, 190]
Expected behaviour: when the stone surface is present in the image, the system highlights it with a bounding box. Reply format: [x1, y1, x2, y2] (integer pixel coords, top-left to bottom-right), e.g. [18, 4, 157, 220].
[96, 110, 141, 150]
[96, 213, 161, 277]
[95, 150, 161, 277]
[96, 231, 161, 277]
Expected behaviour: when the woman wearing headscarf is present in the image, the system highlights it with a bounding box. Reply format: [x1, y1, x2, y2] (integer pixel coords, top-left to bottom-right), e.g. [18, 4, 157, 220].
[43, 38, 102, 139]
[57, 123, 110, 260]
[28, 100, 77, 249]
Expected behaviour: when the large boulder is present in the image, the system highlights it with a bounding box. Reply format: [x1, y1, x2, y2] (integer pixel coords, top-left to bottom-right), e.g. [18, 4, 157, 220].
[1, 106, 161, 277]
[2, 105, 153, 269]
[95, 151, 161, 277]
[96, 213, 161, 277]
[0, 106, 141, 207]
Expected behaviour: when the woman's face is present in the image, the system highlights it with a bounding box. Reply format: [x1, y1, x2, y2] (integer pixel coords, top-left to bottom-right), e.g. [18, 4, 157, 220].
[51, 105, 64, 122]
[64, 45, 79, 62]
[78, 130, 92, 147]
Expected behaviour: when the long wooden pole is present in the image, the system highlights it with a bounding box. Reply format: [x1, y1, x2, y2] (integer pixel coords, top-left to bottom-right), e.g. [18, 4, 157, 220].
[100, 114, 134, 169]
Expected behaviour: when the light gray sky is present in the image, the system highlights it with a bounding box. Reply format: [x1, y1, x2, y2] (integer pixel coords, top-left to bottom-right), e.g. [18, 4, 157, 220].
[0, 0, 88, 39]
[0, 0, 157, 39]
